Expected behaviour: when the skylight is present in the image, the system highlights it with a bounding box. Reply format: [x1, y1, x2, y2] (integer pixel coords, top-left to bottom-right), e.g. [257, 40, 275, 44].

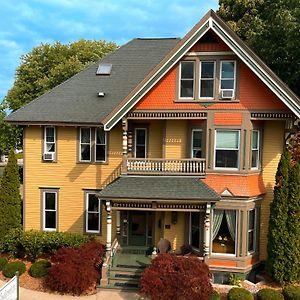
[96, 63, 112, 75]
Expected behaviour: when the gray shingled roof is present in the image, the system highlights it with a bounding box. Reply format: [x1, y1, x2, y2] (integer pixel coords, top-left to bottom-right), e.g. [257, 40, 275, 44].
[6, 38, 180, 124]
[98, 176, 220, 201]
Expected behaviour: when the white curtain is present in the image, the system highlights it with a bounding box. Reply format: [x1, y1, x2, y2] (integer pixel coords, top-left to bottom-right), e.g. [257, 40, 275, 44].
[225, 210, 236, 241]
[212, 210, 224, 240]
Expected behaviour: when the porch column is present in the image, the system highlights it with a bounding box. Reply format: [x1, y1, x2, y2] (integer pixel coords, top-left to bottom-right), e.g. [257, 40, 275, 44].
[106, 200, 112, 252]
[122, 117, 128, 173]
[203, 203, 211, 256]
[116, 211, 121, 235]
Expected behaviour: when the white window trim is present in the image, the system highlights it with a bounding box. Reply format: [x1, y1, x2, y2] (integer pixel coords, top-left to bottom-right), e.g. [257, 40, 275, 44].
[251, 130, 260, 169]
[44, 126, 56, 154]
[43, 191, 57, 232]
[220, 60, 236, 98]
[211, 209, 238, 257]
[214, 129, 240, 170]
[179, 61, 195, 99]
[199, 61, 216, 99]
[247, 209, 257, 254]
[134, 128, 147, 158]
[79, 127, 91, 162]
[191, 129, 202, 158]
[95, 128, 107, 163]
[85, 193, 101, 234]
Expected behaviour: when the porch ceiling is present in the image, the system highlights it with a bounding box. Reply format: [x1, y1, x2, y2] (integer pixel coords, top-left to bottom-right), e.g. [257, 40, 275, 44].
[98, 176, 220, 201]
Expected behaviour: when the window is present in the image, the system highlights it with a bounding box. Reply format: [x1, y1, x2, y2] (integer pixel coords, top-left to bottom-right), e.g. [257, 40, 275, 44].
[251, 130, 260, 169]
[43, 191, 57, 231]
[86, 193, 101, 233]
[44, 127, 56, 158]
[212, 210, 236, 255]
[189, 212, 204, 253]
[95, 128, 107, 162]
[96, 63, 112, 75]
[135, 128, 147, 158]
[80, 128, 91, 162]
[215, 130, 240, 169]
[248, 209, 256, 253]
[191, 129, 202, 158]
[200, 61, 215, 98]
[220, 61, 236, 97]
[180, 61, 195, 98]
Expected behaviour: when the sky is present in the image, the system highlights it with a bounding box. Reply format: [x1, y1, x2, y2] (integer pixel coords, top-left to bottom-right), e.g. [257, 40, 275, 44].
[0, 0, 218, 103]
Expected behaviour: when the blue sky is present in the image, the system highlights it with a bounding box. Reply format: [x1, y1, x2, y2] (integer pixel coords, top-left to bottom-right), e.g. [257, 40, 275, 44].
[0, 0, 218, 103]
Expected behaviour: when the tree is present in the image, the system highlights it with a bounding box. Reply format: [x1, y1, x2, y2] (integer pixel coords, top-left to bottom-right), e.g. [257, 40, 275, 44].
[267, 148, 300, 282]
[4, 39, 117, 111]
[0, 150, 21, 240]
[217, 0, 300, 97]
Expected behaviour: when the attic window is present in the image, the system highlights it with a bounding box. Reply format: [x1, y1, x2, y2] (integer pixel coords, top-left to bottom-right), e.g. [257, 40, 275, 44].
[96, 63, 112, 75]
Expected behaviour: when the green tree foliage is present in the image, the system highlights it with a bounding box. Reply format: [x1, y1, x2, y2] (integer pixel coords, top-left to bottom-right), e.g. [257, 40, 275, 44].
[4, 39, 117, 111]
[217, 0, 300, 96]
[267, 148, 300, 282]
[0, 150, 21, 239]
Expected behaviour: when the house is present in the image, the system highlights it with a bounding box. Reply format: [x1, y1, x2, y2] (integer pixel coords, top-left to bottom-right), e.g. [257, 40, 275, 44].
[6, 10, 300, 285]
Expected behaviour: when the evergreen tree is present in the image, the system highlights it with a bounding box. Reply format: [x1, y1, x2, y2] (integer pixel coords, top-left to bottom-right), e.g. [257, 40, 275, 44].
[0, 150, 21, 239]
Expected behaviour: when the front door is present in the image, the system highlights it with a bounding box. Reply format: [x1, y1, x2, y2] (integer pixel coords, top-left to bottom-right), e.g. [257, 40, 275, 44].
[128, 212, 147, 246]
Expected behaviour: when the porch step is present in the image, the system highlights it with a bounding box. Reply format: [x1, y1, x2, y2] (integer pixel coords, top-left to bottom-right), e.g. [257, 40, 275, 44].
[119, 246, 151, 255]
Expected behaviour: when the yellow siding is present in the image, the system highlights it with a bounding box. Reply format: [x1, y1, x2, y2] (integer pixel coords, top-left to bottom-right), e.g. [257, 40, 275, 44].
[148, 120, 163, 158]
[260, 121, 284, 260]
[24, 124, 122, 244]
[164, 120, 187, 159]
[163, 212, 186, 251]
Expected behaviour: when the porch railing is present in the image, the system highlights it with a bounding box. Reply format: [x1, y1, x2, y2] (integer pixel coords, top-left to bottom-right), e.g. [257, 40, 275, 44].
[125, 158, 206, 176]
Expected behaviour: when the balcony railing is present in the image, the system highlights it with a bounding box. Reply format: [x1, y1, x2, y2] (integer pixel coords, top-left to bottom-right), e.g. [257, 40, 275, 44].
[125, 158, 206, 176]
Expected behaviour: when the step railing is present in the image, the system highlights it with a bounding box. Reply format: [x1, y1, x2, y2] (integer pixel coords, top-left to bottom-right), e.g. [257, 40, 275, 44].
[125, 158, 206, 176]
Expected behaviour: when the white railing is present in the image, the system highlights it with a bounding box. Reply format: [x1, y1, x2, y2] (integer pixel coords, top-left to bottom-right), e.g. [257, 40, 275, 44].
[126, 158, 206, 176]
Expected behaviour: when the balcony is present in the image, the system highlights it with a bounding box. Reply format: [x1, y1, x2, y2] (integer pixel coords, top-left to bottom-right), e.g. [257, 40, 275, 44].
[125, 158, 206, 176]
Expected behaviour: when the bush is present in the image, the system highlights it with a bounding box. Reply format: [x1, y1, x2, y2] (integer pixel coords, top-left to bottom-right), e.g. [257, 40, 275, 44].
[228, 287, 254, 300]
[210, 291, 221, 300]
[228, 273, 243, 286]
[257, 288, 284, 300]
[3, 261, 26, 278]
[0, 229, 91, 260]
[29, 260, 51, 278]
[140, 253, 213, 300]
[283, 285, 300, 300]
[0, 257, 8, 270]
[45, 241, 105, 295]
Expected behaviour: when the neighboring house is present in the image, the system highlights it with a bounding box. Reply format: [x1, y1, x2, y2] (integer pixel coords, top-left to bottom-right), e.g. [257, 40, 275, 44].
[6, 10, 300, 283]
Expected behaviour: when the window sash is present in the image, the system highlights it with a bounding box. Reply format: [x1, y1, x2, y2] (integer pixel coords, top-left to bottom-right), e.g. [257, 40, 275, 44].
[86, 193, 101, 233]
[80, 128, 91, 162]
[199, 61, 215, 98]
[44, 127, 56, 154]
[43, 191, 57, 231]
[191, 129, 202, 158]
[220, 61, 236, 93]
[179, 61, 195, 98]
[248, 209, 256, 253]
[135, 128, 147, 158]
[215, 130, 240, 169]
[95, 128, 107, 162]
[251, 130, 260, 169]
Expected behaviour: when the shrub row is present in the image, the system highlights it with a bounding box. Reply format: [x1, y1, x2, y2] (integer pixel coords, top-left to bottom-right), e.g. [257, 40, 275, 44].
[0, 228, 91, 260]
[45, 241, 105, 295]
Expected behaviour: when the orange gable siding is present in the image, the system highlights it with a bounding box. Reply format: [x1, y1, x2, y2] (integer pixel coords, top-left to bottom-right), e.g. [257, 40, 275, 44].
[214, 112, 243, 125]
[202, 174, 266, 197]
[135, 60, 288, 111]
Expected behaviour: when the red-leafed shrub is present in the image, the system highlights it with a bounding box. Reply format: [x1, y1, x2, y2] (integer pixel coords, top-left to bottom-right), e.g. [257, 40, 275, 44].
[45, 241, 105, 295]
[140, 253, 213, 300]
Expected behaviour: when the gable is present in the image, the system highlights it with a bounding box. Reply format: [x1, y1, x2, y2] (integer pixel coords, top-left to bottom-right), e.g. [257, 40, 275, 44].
[103, 10, 299, 130]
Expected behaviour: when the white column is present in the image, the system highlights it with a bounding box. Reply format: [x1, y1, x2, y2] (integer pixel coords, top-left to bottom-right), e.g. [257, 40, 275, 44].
[203, 203, 211, 256]
[106, 200, 112, 252]
[122, 117, 128, 173]
[116, 211, 121, 235]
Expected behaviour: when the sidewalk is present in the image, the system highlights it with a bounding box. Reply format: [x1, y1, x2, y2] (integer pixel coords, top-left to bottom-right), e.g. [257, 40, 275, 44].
[0, 280, 141, 300]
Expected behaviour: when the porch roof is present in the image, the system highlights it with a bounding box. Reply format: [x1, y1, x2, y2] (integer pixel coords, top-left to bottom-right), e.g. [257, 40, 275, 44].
[98, 176, 220, 201]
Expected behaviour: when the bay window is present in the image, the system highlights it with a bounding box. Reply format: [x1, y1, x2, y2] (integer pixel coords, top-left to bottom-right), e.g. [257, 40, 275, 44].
[215, 130, 240, 169]
[248, 209, 256, 253]
[251, 130, 260, 169]
[180, 61, 195, 98]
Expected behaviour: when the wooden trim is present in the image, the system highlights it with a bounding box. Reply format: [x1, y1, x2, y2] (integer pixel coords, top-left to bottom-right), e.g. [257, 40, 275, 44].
[251, 112, 294, 120]
[127, 111, 207, 119]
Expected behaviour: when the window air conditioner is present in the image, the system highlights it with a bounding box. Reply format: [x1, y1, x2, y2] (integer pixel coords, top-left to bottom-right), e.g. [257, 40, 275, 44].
[221, 89, 234, 99]
[43, 152, 55, 161]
